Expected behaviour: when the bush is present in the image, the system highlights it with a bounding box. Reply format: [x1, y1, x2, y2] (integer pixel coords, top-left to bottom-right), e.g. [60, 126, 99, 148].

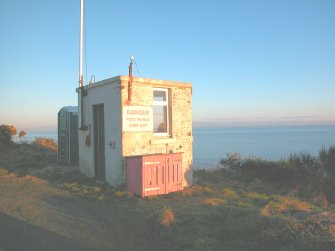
[32, 137, 57, 152]
[19, 130, 26, 138]
[220, 146, 335, 204]
[241, 159, 282, 183]
[222, 152, 326, 185]
[319, 145, 335, 178]
[319, 145, 335, 203]
[0, 124, 17, 146]
[0, 137, 57, 174]
[220, 152, 241, 169]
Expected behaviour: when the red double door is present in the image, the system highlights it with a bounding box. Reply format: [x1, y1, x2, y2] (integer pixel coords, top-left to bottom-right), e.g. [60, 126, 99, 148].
[127, 153, 183, 197]
[142, 153, 182, 196]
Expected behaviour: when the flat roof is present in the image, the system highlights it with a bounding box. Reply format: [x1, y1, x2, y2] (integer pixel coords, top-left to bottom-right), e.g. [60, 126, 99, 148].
[80, 75, 192, 90]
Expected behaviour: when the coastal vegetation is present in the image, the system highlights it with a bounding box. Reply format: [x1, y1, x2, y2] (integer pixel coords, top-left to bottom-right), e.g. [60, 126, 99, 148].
[1, 124, 335, 250]
[0, 125, 57, 175]
[220, 147, 335, 205]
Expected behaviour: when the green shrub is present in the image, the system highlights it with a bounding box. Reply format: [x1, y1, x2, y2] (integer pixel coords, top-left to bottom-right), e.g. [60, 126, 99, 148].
[319, 145, 335, 177]
[220, 152, 241, 169]
[223, 152, 326, 185]
[319, 145, 335, 203]
[220, 146, 335, 204]
[242, 159, 286, 184]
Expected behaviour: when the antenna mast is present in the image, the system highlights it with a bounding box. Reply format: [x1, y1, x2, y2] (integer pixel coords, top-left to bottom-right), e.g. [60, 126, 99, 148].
[78, 0, 87, 130]
[79, 0, 84, 87]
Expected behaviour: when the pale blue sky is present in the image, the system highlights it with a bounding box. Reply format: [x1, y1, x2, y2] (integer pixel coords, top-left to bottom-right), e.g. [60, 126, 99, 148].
[1, 0, 334, 131]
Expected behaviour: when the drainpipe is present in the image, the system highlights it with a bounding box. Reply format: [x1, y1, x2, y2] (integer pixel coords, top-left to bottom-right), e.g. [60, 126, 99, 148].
[128, 56, 134, 105]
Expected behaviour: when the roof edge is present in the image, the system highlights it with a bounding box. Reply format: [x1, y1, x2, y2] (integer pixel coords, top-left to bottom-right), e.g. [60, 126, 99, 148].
[77, 75, 192, 91]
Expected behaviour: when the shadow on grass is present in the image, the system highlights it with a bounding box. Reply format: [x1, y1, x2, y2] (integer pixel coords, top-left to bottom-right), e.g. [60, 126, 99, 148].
[0, 212, 93, 251]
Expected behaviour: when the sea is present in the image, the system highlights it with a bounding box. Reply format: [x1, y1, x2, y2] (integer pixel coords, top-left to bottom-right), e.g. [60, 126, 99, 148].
[24, 125, 335, 170]
[193, 125, 335, 169]
[24, 132, 58, 142]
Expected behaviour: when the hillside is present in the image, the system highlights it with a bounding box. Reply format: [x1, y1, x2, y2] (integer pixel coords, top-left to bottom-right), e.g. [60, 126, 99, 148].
[1, 139, 335, 250]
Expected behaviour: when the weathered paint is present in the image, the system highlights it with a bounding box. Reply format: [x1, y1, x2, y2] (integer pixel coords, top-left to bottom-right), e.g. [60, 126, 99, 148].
[77, 75, 192, 188]
[78, 78, 123, 185]
[126, 153, 182, 197]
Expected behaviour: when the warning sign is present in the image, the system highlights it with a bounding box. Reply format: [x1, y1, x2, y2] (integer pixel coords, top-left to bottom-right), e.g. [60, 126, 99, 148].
[123, 106, 153, 132]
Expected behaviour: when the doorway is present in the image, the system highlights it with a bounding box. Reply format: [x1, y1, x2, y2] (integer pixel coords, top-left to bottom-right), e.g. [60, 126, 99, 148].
[93, 104, 105, 180]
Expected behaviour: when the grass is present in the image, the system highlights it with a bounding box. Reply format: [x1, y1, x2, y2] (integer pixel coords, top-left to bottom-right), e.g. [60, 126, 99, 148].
[2, 165, 335, 250]
[1, 141, 335, 250]
[0, 138, 57, 175]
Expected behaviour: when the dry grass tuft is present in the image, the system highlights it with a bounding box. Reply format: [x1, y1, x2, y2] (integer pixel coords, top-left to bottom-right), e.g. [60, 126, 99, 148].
[313, 193, 329, 208]
[329, 225, 335, 238]
[203, 197, 225, 206]
[261, 196, 311, 217]
[246, 191, 269, 201]
[160, 207, 175, 226]
[22, 175, 47, 186]
[94, 186, 102, 193]
[98, 195, 106, 201]
[293, 201, 311, 212]
[114, 190, 133, 197]
[69, 182, 81, 192]
[32, 137, 57, 151]
[261, 201, 283, 217]
[222, 188, 239, 200]
[0, 168, 9, 176]
[179, 185, 214, 197]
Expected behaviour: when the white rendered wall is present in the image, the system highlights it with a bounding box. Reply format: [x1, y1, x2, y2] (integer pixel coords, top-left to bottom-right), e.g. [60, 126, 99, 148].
[78, 78, 123, 186]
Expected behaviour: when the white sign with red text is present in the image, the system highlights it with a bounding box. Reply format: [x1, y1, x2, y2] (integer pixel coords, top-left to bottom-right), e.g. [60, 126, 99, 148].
[123, 106, 153, 132]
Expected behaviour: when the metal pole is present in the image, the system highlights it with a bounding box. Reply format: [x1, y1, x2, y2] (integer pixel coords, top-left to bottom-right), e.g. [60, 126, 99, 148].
[78, 0, 87, 130]
[79, 0, 84, 87]
[128, 58, 133, 104]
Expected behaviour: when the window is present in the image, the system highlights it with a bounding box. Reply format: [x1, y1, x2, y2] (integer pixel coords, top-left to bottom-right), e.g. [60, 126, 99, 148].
[153, 88, 169, 136]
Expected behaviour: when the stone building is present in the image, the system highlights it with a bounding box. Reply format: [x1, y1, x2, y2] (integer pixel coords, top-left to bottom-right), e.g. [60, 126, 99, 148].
[77, 75, 193, 192]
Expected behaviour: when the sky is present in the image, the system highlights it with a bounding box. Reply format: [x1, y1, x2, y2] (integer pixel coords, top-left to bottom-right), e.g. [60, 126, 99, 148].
[1, 0, 335, 132]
